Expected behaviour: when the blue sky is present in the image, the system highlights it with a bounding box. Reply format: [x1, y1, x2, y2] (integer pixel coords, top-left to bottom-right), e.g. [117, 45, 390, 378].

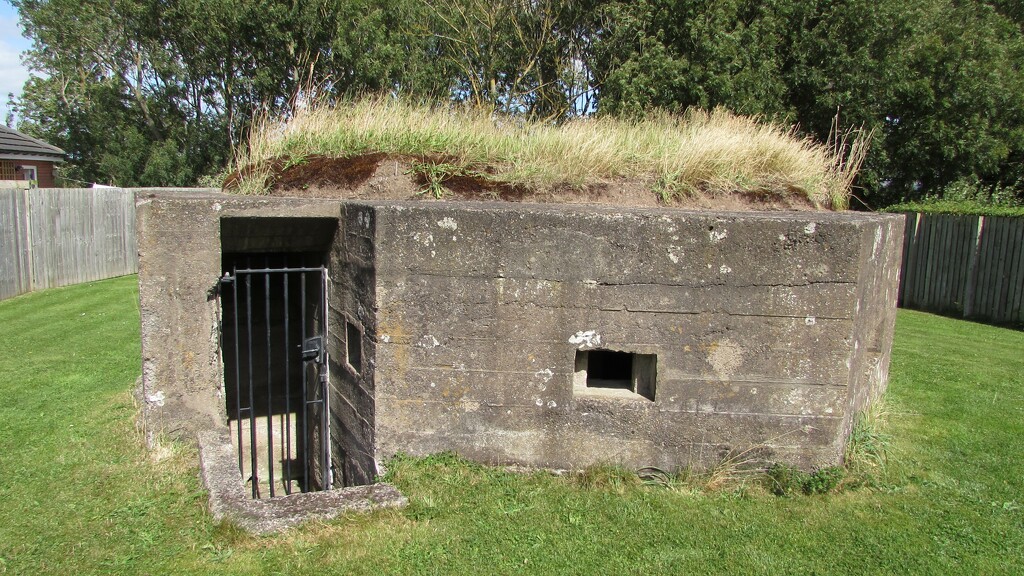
[1, 1, 32, 121]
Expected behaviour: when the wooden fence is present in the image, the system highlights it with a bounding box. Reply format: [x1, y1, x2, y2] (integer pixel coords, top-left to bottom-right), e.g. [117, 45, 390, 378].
[899, 212, 1024, 324]
[0, 188, 137, 301]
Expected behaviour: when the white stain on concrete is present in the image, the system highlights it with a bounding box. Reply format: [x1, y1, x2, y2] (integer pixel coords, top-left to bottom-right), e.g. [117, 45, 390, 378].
[417, 335, 441, 349]
[872, 226, 883, 260]
[534, 368, 554, 383]
[805, 316, 816, 326]
[569, 330, 602, 349]
[380, 334, 392, 343]
[709, 229, 728, 242]
[146, 390, 166, 407]
[436, 217, 458, 230]
[719, 264, 732, 274]
[667, 246, 684, 264]
[412, 232, 434, 246]
[804, 222, 816, 235]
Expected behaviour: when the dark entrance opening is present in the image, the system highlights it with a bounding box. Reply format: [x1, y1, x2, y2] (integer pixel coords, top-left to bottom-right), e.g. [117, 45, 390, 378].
[220, 253, 330, 499]
[218, 216, 338, 500]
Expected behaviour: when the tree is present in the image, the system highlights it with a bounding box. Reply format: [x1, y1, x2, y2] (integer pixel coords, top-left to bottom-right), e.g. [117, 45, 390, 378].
[11, 0, 448, 186]
[11, 0, 1024, 202]
[590, 0, 1024, 205]
[419, 0, 601, 119]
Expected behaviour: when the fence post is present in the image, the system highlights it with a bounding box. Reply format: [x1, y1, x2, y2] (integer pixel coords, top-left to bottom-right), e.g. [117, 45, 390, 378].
[20, 188, 34, 293]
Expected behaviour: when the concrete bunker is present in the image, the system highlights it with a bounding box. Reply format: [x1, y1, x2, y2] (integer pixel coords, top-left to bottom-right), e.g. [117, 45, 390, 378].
[137, 190, 903, 512]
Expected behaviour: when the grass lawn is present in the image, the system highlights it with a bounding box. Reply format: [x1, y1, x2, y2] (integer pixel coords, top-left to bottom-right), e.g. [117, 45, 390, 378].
[1, 276, 1021, 574]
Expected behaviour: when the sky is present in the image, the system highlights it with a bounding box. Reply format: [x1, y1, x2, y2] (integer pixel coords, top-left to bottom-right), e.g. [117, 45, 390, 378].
[1, 1, 32, 123]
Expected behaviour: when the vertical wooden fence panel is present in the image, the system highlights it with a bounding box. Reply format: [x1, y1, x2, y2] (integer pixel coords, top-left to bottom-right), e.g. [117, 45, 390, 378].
[0, 189, 32, 299]
[899, 212, 1023, 324]
[0, 187, 137, 301]
[1009, 218, 1024, 320]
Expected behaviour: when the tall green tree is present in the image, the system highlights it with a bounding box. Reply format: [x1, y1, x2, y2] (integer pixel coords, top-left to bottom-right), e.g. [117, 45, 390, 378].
[589, 0, 1024, 205]
[12, 0, 448, 186]
[12, 0, 1024, 203]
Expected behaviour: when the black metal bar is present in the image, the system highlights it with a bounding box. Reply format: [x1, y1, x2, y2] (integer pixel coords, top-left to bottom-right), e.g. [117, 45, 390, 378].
[232, 268, 242, 476]
[284, 270, 292, 495]
[320, 268, 330, 490]
[265, 272, 275, 498]
[301, 271, 309, 493]
[245, 274, 259, 499]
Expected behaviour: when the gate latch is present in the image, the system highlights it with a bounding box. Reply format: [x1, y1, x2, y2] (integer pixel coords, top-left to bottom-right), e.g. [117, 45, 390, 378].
[302, 336, 323, 361]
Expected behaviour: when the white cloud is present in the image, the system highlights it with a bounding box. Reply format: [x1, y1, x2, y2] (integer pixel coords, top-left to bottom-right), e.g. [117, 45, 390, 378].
[0, 40, 30, 101]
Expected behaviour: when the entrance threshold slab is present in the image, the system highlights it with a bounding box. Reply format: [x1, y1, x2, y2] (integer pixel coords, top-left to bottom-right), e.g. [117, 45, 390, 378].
[198, 429, 406, 534]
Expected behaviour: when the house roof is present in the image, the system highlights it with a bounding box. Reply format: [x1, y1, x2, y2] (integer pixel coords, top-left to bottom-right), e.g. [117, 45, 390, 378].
[0, 125, 65, 160]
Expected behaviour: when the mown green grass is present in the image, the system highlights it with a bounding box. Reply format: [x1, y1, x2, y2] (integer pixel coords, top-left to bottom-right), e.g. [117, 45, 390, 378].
[1, 279, 1022, 574]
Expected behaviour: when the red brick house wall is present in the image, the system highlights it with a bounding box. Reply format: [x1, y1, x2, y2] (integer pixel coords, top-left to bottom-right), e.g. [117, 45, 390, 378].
[14, 161, 57, 188]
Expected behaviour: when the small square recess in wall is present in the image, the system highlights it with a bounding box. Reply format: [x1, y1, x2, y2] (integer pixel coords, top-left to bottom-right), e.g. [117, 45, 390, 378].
[573, 349, 656, 401]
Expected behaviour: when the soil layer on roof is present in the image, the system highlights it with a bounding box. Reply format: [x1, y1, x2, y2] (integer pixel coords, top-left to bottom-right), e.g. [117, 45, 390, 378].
[225, 152, 819, 212]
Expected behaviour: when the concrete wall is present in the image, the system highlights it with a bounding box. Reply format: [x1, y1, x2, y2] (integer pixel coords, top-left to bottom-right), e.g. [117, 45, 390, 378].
[327, 204, 379, 486]
[361, 203, 903, 471]
[137, 191, 903, 475]
[136, 190, 341, 443]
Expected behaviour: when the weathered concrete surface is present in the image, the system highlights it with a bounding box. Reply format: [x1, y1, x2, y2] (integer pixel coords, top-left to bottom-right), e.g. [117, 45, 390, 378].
[136, 190, 342, 445]
[326, 204, 379, 486]
[198, 429, 406, 534]
[360, 202, 903, 470]
[137, 191, 903, 476]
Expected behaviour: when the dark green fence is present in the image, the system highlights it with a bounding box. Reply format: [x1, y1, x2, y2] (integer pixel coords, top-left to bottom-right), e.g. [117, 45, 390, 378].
[899, 212, 1024, 323]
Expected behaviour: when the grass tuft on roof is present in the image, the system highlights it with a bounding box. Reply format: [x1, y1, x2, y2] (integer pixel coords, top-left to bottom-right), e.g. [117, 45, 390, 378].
[231, 98, 869, 210]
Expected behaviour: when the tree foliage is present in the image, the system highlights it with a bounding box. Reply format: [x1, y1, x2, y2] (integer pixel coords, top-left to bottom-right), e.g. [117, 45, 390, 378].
[10, 0, 1024, 205]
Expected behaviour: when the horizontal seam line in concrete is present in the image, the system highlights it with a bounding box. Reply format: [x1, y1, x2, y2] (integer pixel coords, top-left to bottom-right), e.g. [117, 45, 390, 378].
[666, 377, 848, 387]
[636, 409, 843, 419]
[380, 398, 844, 419]
[377, 338, 852, 347]
[396, 367, 845, 387]
[389, 271, 858, 288]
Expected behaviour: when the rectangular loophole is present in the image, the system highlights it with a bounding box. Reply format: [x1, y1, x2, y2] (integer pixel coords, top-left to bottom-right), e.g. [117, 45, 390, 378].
[346, 320, 362, 374]
[573, 349, 656, 401]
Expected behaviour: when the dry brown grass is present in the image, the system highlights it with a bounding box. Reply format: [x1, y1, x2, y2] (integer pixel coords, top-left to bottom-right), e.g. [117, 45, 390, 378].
[233, 98, 869, 209]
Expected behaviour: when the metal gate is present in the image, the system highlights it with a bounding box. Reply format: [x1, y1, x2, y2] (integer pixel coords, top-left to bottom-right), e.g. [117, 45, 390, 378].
[219, 259, 331, 499]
